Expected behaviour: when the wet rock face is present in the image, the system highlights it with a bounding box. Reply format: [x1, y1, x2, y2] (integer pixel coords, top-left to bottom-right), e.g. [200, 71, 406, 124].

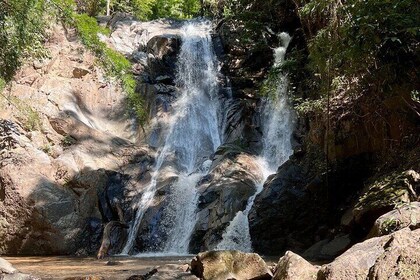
[221, 99, 262, 153]
[191, 250, 272, 280]
[189, 148, 263, 252]
[249, 157, 327, 255]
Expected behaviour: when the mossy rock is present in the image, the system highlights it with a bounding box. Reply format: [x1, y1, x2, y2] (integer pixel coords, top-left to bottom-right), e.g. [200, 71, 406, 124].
[352, 170, 419, 230]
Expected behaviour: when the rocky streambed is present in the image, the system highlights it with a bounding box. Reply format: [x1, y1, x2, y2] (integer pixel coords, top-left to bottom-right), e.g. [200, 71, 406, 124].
[2, 226, 420, 280]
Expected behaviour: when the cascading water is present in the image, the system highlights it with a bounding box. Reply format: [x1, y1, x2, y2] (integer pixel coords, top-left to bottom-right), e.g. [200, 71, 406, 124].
[261, 32, 294, 171]
[121, 20, 221, 255]
[216, 32, 295, 252]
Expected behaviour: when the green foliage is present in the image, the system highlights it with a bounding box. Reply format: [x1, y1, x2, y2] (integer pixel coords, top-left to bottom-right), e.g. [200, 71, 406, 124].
[9, 97, 42, 131]
[380, 217, 401, 234]
[123, 74, 147, 125]
[103, 48, 131, 75]
[150, 0, 201, 19]
[0, 78, 5, 92]
[61, 134, 77, 147]
[0, 0, 49, 80]
[75, 0, 106, 16]
[294, 97, 324, 115]
[112, 0, 156, 20]
[356, 171, 416, 214]
[73, 12, 146, 125]
[300, 0, 419, 97]
[40, 143, 53, 155]
[74, 13, 107, 53]
[107, 0, 201, 19]
[0, 0, 148, 125]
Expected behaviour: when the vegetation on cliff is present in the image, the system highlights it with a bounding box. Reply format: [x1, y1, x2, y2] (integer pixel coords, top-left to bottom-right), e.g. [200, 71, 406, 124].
[0, 0, 149, 125]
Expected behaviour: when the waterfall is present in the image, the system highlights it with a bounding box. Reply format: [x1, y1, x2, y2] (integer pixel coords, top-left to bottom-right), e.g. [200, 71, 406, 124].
[216, 32, 294, 252]
[122, 20, 221, 255]
[262, 33, 294, 170]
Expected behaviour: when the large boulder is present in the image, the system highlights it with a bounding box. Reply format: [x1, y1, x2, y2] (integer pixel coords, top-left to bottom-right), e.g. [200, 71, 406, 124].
[351, 170, 419, 233]
[302, 234, 352, 262]
[189, 149, 264, 252]
[368, 202, 420, 237]
[318, 228, 420, 280]
[273, 251, 319, 280]
[190, 250, 272, 280]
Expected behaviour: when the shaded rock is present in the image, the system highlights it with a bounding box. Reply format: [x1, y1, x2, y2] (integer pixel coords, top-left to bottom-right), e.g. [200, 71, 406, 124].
[97, 221, 128, 259]
[72, 67, 90, 78]
[148, 265, 198, 280]
[190, 250, 272, 280]
[96, 170, 131, 223]
[352, 170, 419, 233]
[221, 99, 261, 153]
[302, 234, 351, 262]
[368, 202, 420, 237]
[146, 35, 180, 59]
[249, 157, 325, 255]
[273, 251, 318, 280]
[106, 261, 122, 266]
[76, 217, 102, 256]
[126, 268, 158, 280]
[318, 228, 420, 280]
[155, 75, 173, 85]
[132, 51, 148, 66]
[108, 12, 134, 30]
[154, 84, 176, 94]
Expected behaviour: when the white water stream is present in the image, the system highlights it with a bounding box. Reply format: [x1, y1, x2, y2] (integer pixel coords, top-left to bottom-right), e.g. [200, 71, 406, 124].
[216, 32, 295, 252]
[122, 21, 221, 255]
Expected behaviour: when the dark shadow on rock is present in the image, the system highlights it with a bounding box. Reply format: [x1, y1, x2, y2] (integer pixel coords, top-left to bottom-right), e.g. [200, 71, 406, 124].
[0, 143, 154, 256]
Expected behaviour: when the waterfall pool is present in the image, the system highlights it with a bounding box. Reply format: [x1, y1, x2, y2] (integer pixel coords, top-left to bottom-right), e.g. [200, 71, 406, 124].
[4, 255, 280, 279]
[4, 255, 192, 279]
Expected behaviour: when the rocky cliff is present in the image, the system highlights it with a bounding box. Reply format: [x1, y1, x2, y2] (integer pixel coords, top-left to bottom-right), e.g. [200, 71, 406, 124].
[1, 1, 419, 265]
[0, 24, 153, 255]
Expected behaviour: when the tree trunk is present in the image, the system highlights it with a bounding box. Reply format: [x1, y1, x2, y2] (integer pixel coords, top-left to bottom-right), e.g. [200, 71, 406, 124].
[106, 0, 111, 16]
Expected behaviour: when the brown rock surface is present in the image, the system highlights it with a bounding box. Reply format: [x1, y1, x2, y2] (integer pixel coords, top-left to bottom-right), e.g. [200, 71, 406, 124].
[0, 24, 149, 255]
[318, 228, 420, 280]
[273, 251, 318, 280]
[368, 202, 420, 238]
[190, 250, 272, 280]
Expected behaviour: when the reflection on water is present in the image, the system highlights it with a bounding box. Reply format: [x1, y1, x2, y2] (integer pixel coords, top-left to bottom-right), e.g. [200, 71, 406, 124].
[4, 256, 191, 279]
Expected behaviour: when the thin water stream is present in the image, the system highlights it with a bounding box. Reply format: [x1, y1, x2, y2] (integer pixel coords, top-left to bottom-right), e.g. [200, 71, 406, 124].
[216, 32, 295, 252]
